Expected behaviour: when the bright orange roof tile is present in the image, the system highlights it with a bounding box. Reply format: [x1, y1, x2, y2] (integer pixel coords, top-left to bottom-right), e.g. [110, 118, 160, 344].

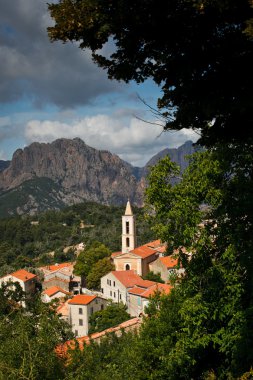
[68, 294, 97, 305]
[130, 239, 166, 259]
[47, 262, 73, 272]
[160, 256, 178, 268]
[43, 286, 70, 297]
[112, 270, 155, 289]
[111, 251, 123, 258]
[130, 245, 157, 259]
[56, 300, 70, 317]
[128, 286, 146, 296]
[11, 269, 37, 282]
[128, 283, 172, 298]
[146, 239, 162, 248]
[141, 283, 172, 298]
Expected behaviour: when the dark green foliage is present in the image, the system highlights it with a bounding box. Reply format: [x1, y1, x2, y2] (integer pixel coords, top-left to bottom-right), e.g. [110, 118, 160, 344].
[65, 332, 142, 380]
[89, 302, 131, 334]
[142, 271, 164, 284]
[48, 0, 253, 147]
[86, 257, 115, 290]
[0, 201, 154, 273]
[74, 241, 111, 278]
[0, 177, 65, 218]
[0, 288, 73, 380]
[143, 147, 253, 378]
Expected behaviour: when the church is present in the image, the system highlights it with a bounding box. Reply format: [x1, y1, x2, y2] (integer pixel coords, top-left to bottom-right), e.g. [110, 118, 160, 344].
[111, 200, 166, 277]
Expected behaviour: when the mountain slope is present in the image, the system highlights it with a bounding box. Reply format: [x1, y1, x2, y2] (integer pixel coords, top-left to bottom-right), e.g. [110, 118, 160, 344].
[0, 138, 196, 217]
[0, 138, 142, 208]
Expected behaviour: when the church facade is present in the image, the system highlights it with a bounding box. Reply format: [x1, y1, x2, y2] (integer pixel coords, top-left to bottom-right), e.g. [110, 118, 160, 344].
[112, 200, 165, 277]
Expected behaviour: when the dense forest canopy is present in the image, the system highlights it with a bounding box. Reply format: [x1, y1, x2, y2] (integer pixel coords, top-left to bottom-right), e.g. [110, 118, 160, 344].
[0, 201, 154, 277]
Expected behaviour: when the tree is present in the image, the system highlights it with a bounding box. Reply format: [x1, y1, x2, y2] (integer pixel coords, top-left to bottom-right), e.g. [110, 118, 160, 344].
[0, 291, 73, 379]
[74, 241, 111, 279]
[48, 0, 253, 146]
[86, 257, 114, 289]
[142, 148, 253, 378]
[142, 271, 164, 284]
[89, 301, 131, 334]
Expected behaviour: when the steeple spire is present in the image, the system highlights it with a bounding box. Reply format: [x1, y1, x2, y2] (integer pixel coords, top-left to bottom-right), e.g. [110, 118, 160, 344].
[125, 199, 133, 216]
[122, 199, 136, 253]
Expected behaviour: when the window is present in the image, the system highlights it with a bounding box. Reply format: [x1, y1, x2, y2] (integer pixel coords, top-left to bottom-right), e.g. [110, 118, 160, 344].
[78, 308, 83, 315]
[113, 281, 115, 287]
[75, 330, 78, 336]
[125, 264, 130, 271]
[79, 319, 83, 326]
[126, 221, 129, 234]
[90, 307, 93, 315]
[120, 294, 122, 300]
[126, 237, 130, 247]
[107, 279, 111, 286]
[114, 292, 116, 298]
[101, 288, 104, 293]
[110, 291, 112, 296]
[101, 304, 104, 310]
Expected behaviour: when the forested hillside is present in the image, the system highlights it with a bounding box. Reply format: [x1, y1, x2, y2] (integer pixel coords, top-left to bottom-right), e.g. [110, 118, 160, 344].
[0, 201, 154, 277]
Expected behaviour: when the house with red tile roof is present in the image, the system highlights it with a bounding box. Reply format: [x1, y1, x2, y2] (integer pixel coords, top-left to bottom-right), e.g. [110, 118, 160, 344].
[0, 269, 38, 295]
[100, 270, 156, 305]
[41, 286, 70, 303]
[149, 255, 185, 283]
[68, 294, 108, 337]
[39, 262, 81, 294]
[128, 283, 172, 316]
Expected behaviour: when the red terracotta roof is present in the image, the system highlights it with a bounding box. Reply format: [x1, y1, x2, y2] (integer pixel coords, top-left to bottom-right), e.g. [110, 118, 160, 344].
[146, 239, 162, 248]
[130, 239, 166, 259]
[56, 300, 70, 317]
[160, 256, 178, 268]
[128, 286, 146, 296]
[111, 251, 123, 258]
[112, 270, 155, 289]
[56, 317, 141, 357]
[46, 262, 73, 272]
[130, 245, 157, 259]
[11, 269, 37, 282]
[43, 286, 70, 297]
[129, 283, 172, 299]
[155, 245, 167, 253]
[68, 294, 97, 305]
[141, 283, 172, 298]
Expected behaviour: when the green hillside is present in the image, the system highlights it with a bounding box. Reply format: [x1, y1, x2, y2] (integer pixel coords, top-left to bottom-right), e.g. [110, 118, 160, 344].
[0, 177, 66, 218]
[0, 201, 154, 276]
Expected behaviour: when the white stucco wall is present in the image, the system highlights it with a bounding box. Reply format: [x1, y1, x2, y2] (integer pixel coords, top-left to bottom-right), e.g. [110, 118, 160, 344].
[69, 297, 107, 337]
[101, 273, 128, 305]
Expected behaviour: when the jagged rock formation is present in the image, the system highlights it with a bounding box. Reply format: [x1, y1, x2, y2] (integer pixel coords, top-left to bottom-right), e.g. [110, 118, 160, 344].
[142, 140, 197, 177]
[0, 138, 196, 217]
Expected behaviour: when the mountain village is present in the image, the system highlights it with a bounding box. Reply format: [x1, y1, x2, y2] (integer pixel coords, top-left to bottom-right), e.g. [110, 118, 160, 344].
[0, 200, 185, 352]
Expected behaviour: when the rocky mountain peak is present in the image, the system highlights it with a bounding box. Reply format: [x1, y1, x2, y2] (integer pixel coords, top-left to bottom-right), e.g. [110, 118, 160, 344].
[0, 138, 196, 216]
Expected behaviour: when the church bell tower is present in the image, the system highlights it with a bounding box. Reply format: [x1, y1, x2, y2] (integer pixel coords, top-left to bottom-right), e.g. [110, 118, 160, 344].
[122, 200, 136, 253]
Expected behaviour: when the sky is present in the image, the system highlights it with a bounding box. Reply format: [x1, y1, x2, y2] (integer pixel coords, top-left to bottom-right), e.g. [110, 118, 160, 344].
[0, 0, 198, 167]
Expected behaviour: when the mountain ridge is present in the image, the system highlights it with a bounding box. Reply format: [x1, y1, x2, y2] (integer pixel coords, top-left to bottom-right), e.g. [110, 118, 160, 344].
[0, 138, 197, 217]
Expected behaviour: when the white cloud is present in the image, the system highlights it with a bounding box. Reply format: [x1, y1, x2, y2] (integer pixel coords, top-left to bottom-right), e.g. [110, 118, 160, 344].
[0, 150, 7, 160]
[25, 114, 198, 166]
